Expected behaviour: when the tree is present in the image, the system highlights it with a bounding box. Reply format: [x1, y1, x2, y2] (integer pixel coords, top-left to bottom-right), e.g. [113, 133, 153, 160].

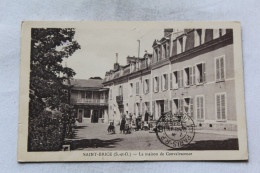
[28, 28, 81, 151]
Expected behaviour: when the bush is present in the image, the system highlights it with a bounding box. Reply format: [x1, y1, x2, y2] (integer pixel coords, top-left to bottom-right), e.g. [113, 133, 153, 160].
[28, 110, 65, 151]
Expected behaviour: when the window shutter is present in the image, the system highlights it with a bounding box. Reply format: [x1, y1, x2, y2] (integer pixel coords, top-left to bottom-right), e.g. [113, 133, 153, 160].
[181, 70, 184, 87]
[192, 66, 195, 85]
[147, 79, 149, 93]
[157, 77, 159, 92]
[220, 57, 225, 80]
[179, 99, 183, 113]
[165, 74, 169, 90]
[143, 80, 145, 94]
[169, 100, 172, 113]
[190, 98, 194, 118]
[170, 73, 173, 89]
[177, 71, 180, 88]
[200, 97, 204, 119]
[161, 75, 163, 91]
[188, 67, 192, 85]
[164, 99, 168, 112]
[152, 101, 155, 116]
[216, 58, 220, 81]
[153, 78, 154, 92]
[202, 63, 206, 83]
[142, 102, 145, 115]
[217, 95, 221, 120]
[221, 94, 226, 119]
[197, 97, 200, 119]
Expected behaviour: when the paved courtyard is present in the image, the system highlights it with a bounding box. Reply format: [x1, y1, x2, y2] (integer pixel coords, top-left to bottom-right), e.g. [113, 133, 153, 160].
[65, 123, 238, 151]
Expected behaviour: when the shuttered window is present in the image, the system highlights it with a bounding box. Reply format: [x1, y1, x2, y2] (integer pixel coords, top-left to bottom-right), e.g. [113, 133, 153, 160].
[216, 56, 225, 81]
[164, 99, 168, 112]
[136, 82, 139, 95]
[196, 96, 204, 120]
[165, 74, 168, 90]
[147, 79, 149, 93]
[142, 102, 145, 115]
[179, 99, 184, 113]
[169, 100, 173, 113]
[216, 93, 226, 120]
[196, 63, 206, 84]
[152, 101, 155, 116]
[190, 98, 194, 118]
[170, 73, 173, 89]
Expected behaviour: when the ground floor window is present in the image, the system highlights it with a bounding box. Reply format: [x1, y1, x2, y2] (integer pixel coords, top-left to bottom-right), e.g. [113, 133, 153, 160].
[196, 96, 204, 120]
[84, 109, 91, 118]
[216, 93, 226, 120]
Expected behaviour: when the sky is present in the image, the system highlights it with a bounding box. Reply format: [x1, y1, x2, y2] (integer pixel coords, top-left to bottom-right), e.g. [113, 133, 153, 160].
[65, 22, 177, 80]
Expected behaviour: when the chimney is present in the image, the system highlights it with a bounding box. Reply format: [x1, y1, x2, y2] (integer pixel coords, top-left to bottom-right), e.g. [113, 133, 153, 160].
[164, 28, 173, 37]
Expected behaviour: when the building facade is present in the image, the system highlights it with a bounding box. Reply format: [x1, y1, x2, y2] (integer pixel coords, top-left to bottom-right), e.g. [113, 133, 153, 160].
[103, 28, 236, 131]
[69, 79, 109, 124]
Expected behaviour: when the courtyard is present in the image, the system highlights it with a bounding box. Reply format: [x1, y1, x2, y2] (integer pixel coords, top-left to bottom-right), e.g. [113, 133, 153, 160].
[65, 123, 239, 151]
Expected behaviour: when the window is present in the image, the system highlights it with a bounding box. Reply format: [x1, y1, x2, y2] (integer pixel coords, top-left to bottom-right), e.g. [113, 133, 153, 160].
[215, 56, 225, 82]
[129, 83, 133, 96]
[196, 96, 204, 120]
[80, 91, 85, 99]
[184, 67, 191, 87]
[173, 71, 178, 89]
[216, 93, 226, 121]
[136, 82, 139, 95]
[162, 44, 167, 59]
[162, 74, 168, 90]
[155, 49, 159, 62]
[196, 63, 206, 84]
[110, 89, 112, 100]
[178, 70, 184, 88]
[145, 102, 150, 113]
[177, 37, 183, 54]
[119, 85, 123, 96]
[143, 79, 150, 94]
[173, 99, 184, 114]
[153, 76, 159, 92]
[84, 109, 91, 118]
[184, 98, 194, 118]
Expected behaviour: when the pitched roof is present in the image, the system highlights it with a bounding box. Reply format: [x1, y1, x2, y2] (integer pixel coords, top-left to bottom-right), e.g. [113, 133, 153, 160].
[70, 79, 104, 88]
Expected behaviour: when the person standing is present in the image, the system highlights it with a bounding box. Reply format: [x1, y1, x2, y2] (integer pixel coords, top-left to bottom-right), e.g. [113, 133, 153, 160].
[120, 117, 126, 134]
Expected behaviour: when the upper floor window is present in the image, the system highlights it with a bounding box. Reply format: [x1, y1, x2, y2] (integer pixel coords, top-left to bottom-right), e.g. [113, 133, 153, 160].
[119, 85, 123, 96]
[215, 56, 225, 82]
[177, 37, 183, 54]
[162, 74, 168, 90]
[109, 89, 112, 100]
[153, 76, 159, 92]
[162, 44, 167, 59]
[172, 71, 178, 89]
[136, 82, 139, 95]
[129, 83, 133, 96]
[196, 63, 206, 84]
[143, 79, 150, 94]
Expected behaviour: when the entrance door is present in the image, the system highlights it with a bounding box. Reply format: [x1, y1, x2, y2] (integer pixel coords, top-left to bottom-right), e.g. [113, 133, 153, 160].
[92, 110, 99, 123]
[78, 109, 83, 123]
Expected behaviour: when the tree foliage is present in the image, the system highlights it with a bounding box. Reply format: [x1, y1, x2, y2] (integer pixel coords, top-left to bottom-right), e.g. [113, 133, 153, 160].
[28, 28, 80, 151]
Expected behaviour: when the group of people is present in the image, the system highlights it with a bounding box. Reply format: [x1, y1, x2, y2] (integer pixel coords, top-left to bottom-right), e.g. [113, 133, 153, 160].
[119, 111, 152, 134]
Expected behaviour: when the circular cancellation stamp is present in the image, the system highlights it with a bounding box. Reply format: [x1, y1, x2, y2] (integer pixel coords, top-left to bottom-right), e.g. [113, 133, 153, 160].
[155, 112, 195, 149]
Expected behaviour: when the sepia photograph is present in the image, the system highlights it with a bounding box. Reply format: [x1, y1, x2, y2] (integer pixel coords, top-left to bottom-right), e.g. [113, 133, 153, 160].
[18, 21, 248, 161]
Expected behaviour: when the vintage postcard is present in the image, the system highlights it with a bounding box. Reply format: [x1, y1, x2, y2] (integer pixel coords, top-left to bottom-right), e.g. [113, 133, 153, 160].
[18, 21, 248, 162]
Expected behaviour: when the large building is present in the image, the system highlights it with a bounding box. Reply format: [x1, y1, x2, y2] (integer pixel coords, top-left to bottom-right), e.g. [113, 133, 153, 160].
[103, 28, 236, 131]
[69, 79, 109, 123]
